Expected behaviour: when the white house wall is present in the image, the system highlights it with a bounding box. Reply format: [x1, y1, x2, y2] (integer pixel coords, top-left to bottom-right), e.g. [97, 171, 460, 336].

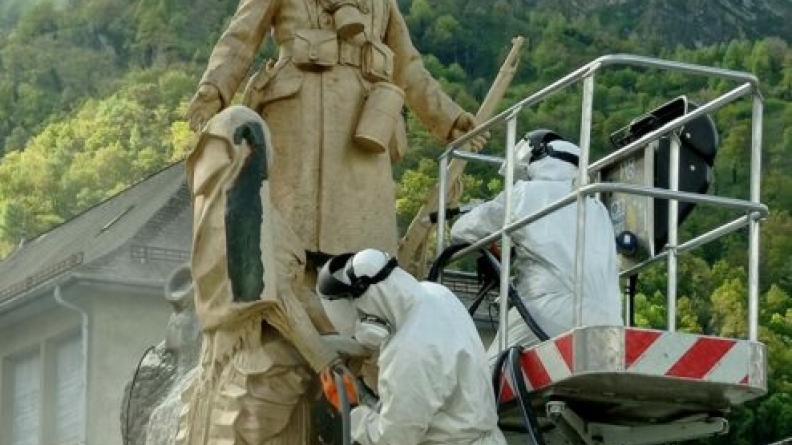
[84, 283, 170, 445]
[0, 295, 84, 445]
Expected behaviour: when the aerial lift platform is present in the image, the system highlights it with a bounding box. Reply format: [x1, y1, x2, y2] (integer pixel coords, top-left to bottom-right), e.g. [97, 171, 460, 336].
[431, 54, 768, 445]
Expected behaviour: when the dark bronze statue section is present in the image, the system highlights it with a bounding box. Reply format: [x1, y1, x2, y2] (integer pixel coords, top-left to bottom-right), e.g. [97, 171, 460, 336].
[226, 122, 269, 302]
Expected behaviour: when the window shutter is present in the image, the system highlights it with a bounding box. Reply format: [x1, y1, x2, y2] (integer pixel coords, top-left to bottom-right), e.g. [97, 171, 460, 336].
[10, 351, 40, 445]
[54, 334, 84, 444]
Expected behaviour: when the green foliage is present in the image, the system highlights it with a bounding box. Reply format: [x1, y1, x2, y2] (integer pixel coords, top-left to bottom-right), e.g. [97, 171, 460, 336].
[0, 0, 791, 442]
[0, 68, 194, 244]
[710, 277, 749, 338]
[0, 0, 234, 155]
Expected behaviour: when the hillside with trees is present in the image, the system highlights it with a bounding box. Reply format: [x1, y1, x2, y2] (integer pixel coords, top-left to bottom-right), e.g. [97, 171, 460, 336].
[0, 1, 790, 443]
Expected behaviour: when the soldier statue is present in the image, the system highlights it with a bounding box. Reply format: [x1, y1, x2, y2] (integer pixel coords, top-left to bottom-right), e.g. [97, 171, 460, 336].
[180, 0, 486, 443]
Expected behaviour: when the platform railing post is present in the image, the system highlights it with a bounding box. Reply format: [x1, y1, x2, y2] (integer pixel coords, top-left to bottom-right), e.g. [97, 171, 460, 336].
[499, 114, 518, 352]
[574, 73, 595, 328]
[437, 154, 449, 258]
[624, 291, 632, 326]
[748, 94, 763, 342]
[667, 134, 681, 332]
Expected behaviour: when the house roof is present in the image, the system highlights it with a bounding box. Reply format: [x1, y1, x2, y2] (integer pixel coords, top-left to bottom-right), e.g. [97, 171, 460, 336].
[0, 163, 188, 303]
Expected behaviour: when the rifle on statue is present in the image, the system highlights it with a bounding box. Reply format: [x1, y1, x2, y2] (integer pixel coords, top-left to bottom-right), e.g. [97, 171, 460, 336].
[397, 36, 526, 278]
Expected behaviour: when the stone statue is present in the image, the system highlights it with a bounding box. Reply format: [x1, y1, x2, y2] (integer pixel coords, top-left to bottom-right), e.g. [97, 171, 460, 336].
[120, 264, 201, 445]
[163, 265, 202, 374]
[186, 0, 485, 259]
[181, 1, 486, 443]
[178, 107, 342, 445]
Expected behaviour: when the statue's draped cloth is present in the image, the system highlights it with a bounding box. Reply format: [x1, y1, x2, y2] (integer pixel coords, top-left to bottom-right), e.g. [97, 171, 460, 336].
[177, 108, 337, 445]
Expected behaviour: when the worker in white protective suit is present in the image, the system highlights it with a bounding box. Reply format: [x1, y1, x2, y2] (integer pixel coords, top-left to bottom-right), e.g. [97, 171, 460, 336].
[451, 130, 623, 363]
[316, 249, 507, 445]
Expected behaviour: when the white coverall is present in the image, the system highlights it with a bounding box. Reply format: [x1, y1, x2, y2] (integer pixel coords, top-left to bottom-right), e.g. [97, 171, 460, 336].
[347, 257, 507, 445]
[451, 140, 623, 363]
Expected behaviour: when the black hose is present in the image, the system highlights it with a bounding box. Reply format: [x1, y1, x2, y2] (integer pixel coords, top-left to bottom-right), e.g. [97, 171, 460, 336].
[481, 250, 550, 342]
[428, 243, 549, 341]
[628, 275, 638, 327]
[469, 280, 497, 317]
[124, 345, 156, 445]
[492, 348, 511, 404]
[427, 243, 470, 282]
[508, 347, 546, 445]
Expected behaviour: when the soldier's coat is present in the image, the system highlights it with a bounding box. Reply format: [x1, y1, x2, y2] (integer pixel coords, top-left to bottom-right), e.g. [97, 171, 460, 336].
[200, 0, 464, 255]
[182, 2, 466, 442]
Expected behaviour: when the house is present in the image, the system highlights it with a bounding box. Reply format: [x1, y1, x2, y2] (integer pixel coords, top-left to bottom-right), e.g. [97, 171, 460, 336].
[0, 158, 500, 445]
[0, 163, 192, 445]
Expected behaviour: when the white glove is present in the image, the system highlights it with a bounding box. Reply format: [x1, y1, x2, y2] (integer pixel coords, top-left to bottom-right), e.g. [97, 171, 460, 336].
[351, 405, 378, 445]
[322, 333, 370, 358]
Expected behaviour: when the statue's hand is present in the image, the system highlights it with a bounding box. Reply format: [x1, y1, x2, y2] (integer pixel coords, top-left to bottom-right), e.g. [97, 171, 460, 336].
[450, 112, 490, 151]
[187, 84, 223, 132]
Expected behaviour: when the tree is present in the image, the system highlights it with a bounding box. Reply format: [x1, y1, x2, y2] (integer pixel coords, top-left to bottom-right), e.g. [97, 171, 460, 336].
[0, 69, 194, 248]
[1, 2, 792, 442]
[710, 277, 748, 338]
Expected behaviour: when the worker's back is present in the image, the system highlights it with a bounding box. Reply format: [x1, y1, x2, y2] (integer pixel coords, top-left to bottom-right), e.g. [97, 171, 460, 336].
[451, 137, 623, 353]
[368, 274, 506, 444]
[508, 178, 623, 338]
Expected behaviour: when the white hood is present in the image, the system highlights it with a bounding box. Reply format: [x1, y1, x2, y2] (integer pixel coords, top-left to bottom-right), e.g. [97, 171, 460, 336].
[525, 139, 580, 181]
[451, 137, 623, 360]
[500, 138, 580, 182]
[353, 268, 421, 330]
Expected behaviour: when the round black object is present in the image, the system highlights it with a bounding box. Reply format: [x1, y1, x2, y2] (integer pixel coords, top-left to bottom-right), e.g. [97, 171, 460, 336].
[679, 102, 719, 165]
[616, 231, 639, 257]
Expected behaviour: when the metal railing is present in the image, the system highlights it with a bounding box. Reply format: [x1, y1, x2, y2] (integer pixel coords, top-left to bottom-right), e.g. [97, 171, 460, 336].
[435, 54, 765, 351]
[130, 245, 191, 263]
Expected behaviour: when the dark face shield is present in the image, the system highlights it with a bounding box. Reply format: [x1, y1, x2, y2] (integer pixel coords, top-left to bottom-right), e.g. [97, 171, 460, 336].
[317, 253, 399, 300]
[316, 253, 356, 300]
[526, 129, 579, 167]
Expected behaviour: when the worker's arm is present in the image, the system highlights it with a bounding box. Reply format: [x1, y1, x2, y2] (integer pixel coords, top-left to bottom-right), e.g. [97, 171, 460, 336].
[450, 194, 506, 245]
[351, 349, 449, 445]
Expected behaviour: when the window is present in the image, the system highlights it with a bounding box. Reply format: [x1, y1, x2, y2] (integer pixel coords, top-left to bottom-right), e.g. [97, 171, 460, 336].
[52, 334, 84, 444]
[3, 332, 85, 445]
[8, 350, 41, 445]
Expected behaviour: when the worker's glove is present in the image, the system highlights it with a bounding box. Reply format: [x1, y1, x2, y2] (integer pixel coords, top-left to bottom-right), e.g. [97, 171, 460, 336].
[450, 112, 490, 152]
[187, 84, 223, 132]
[320, 363, 359, 412]
[350, 404, 377, 444]
[322, 333, 370, 358]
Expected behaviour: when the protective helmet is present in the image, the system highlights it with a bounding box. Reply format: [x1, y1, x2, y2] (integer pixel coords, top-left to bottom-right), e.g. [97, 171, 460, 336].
[317, 249, 399, 300]
[524, 129, 579, 167]
[500, 129, 579, 180]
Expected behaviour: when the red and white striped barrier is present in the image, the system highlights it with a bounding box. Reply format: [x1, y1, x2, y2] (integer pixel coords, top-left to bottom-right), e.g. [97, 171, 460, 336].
[497, 326, 766, 405]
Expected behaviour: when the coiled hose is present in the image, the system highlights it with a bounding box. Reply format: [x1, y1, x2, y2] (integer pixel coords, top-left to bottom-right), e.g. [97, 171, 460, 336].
[492, 347, 546, 445]
[428, 243, 549, 342]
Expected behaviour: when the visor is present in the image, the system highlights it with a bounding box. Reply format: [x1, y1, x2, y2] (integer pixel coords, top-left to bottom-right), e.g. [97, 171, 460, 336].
[317, 253, 399, 300]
